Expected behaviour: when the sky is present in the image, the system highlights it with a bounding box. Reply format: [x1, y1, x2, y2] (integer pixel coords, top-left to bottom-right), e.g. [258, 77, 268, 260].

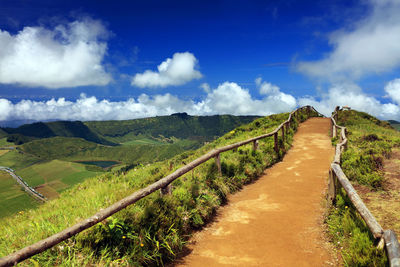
[1, 0, 400, 125]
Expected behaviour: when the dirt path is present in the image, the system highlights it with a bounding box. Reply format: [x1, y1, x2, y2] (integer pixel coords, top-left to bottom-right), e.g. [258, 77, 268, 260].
[175, 118, 336, 266]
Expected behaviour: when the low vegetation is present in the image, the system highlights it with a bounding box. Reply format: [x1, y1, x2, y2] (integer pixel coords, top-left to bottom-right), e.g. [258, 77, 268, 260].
[0, 171, 39, 219]
[327, 109, 400, 266]
[0, 110, 314, 266]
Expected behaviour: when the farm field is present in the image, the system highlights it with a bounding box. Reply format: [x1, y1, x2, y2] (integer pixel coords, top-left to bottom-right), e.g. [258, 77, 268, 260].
[0, 150, 9, 156]
[0, 150, 42, 170]
[0, 171, 38, 219]
[0, 137, 13, 147]
[16, 160, 102, 198]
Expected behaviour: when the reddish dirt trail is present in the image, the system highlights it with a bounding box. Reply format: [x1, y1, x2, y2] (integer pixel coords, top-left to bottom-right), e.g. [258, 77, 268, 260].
[175, 118, 336, 266]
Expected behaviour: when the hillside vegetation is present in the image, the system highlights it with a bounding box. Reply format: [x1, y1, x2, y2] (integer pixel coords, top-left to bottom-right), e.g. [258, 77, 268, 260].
[0, 114, 256, 218]
[0, 110, 314, 266]
[327, 110, 400, 266]
[1, 114, 258, 146]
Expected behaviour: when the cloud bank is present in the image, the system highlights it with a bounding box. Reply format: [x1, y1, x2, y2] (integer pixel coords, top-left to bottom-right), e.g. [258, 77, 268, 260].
[131, 52, 202, 88]
[296, 0, 400, 81]
[0, 79, 297, 123]
[298, 81, 400, 120]
[0, 18, 112, 88]
[2, 78, 400, 124]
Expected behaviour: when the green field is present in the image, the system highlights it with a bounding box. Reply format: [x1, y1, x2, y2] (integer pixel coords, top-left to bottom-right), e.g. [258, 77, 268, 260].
[0, 150, 42, 170]
[0, 171, 39, 219]
[16, 160, 102, 197]
[0, 137, 13, 147]
[121, 137, 164, 146]
[0, 159, 102, 218]
[77, 160, 119, 168]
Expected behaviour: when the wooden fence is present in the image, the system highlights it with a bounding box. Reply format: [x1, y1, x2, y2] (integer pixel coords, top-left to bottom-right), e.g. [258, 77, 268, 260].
[328, 107, 400, 267]
[0, 106, 321, 266]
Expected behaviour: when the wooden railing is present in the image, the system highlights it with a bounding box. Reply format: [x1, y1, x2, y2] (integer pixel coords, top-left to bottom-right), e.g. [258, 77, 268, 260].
[0, 106, 320, 267]
[328, 107, 400, 267]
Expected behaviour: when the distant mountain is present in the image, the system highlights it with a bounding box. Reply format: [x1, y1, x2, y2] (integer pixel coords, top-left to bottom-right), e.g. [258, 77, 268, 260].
[388, 120, 400, 130]
[3, 121, 114, 145]
[1, 114, 259, 146]
[85, 113, 260, 143]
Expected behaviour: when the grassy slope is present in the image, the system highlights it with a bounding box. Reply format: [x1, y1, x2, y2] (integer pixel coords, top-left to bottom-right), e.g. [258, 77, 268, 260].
[3, 121, 114, 145]
[0, 150, 42, 170]
[0, 110, 312, 266]
[0, 137, 13, 147]
[20, 136, 199, 165]
[327, 110, 400, 266]
[85, 114, 259, 143]
[0, 171, 39, 218]
[16, 160, 102, 194]
[0, 159, 102, 218]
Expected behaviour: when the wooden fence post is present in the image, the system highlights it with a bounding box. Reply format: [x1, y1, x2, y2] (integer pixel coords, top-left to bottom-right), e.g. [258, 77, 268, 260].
[215, 153, 222, 175]
[327, 168, 337, 205]
[281, 125, 285, 143]
[253, 140, 259, 151]
[384, 230, 400, 267]
[160, 184, 172, 196]
[274, 132, 279, 153]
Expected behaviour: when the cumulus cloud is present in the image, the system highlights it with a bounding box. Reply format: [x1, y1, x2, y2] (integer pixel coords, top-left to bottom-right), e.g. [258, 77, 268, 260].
[296, 0, 400, 81]
[131, 52, 202, 88]
[0, 18, 112, 88]
[298, 82, 400, 119]
[0, 79, 299, 123]
[384, 78, 400, 106]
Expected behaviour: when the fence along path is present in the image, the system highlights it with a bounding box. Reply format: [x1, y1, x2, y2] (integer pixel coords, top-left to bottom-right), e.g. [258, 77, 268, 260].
[0, 106, 318, 266]
[328, 107, 400, 267]
[176, 117, 335, 266]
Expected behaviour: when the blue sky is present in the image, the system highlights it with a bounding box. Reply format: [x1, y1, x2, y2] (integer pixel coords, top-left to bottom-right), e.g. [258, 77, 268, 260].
[1, 0, 400, 124]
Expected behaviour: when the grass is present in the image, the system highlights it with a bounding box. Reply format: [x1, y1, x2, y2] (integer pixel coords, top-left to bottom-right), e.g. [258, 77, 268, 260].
[0, 160, 102, 218]
[0, 171, 39, 219]
[0, 137, 14, 147]
[0, 109, 313, 266]
[0, 149, 42, 170]
[16, 160, 103, 195]
[121, 137, 164, 146]
[325, 109, 400, 266]
[326, 189, 387, 266]
[337, 110, 400, 188]
[20, 136, 200, 165]
[0, 150, 10, 156]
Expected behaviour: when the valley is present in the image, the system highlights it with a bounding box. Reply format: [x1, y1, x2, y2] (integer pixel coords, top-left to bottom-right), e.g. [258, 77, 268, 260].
[0, 114, 258, 218]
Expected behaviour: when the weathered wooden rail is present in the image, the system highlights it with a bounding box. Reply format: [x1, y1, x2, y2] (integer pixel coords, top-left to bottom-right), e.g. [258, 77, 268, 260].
[0, 106, 320, 267]
[328, 107, 400, 267]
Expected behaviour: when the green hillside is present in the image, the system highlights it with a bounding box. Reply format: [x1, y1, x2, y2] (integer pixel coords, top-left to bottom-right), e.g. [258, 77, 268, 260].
[20, 136, 199, 165]
[0, 110, 312, 266]
[327, 110, 400, 266]
[0, 129, 7, 138]
[389, 119, 400, 130]
[1, 114, 259, 146]
[85, 113, 259, 143]
[3, 121, 114, 145]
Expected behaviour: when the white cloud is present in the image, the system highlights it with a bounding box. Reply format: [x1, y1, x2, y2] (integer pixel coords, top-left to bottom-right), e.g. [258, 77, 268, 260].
[296, 0, 400, 81]
[0, 79, 298, 123]
[384, 78, 400, 106]
[131, 52, 202, 88]
[200, 83, 211, 93]
[0, 18, 112, 88]
[298, 82, 400, 120]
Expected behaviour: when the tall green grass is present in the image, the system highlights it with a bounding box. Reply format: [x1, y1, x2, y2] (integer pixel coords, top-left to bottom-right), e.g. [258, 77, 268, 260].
[326, 110, 400, 266]
[0, 110, 313, 266]
[338, 110, 400, 188]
